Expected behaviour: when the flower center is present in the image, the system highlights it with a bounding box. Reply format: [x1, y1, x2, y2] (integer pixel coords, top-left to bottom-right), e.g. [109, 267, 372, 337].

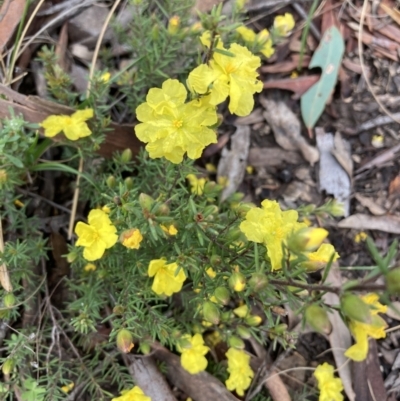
[225, 63, 236, 74]
[173, 119, 183, 128]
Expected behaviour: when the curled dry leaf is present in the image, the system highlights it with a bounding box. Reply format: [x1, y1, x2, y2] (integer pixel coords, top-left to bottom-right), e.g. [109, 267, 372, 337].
[316, 128, 351, 216]
[217, 125, 251, 201]
[260, 96, 319, 165]
[354, 194, 386, 215]
[338, 214, 400, 234]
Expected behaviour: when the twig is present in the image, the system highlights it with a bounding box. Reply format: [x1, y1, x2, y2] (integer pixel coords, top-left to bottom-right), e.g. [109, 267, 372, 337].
[67, 156, 83, 239]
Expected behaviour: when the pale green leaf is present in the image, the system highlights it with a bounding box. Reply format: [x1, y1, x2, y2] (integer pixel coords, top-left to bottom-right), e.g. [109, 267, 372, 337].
[300, 26, 344, 129]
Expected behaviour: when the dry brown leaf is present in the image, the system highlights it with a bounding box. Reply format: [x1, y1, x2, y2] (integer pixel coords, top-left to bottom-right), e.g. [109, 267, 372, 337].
[260, 55, 311, 74]
[332, 132, 353, 180]
[338, 214, 400, 233]
[316, 129, 351, 216]
[355, 143, 400, 173]
[263, 75, 320, 99]
[260, 97, 319, 165]
[380, 3, 400, 26]
[389, 174, 400, 197]
[235, 108, 264, 126]
[248, 147, 302, 167]
[386, 301, 400, 320]
[323, 263, 355, 401]
[152, 343, 239, 401]
[217, 125, 250, 201]
[126, 355, 177, 401]
[354, 194, 386, 215]
[0, 0, 27, 52]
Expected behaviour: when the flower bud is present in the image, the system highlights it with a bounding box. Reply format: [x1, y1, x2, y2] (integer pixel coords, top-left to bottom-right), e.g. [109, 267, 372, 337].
[116, 329, 134, 353]
[139, 193, 155, 211]
[203, 181, 223, 196]
[274, 323, 288, 334]
[234, 202, 256, 217]
[221, 311, 234, 322]
[106, 175, 116, 189]
[328, 200, 345, 217]
[151, 24, 159, 40]
[203, 205, 218, 218]
[167, 15, 180, 35]
[0, 169, 8, 186]
[124, 177, 134, 190]
[228, 335, 245, 349]
[229, 272, 246, 292]
[248, 273, 269, 292]
[386, 268, 400, 295]
[233, 304, 248, 318]
[154, 203, 170, 216]
[304, 305, 332, 335]
[224, 228, 242, 243]
[140, 342, 151, 355]
[228, 192, 245, 203]
[202, 301, 220, 325]
[236, 325, 252, 339]
[2, 358, 14, 375]
[3, 293, 16, 308]
[245, 315, 262, 327]
[288, 228, 328, 252]
[121, 148, 133, 163]
[113, 305, 124, 315]
[214, 287, 230, 305]
[66, 251, 78, 263]
[340, 294, 371, 323]
[210, 254, 222, 267]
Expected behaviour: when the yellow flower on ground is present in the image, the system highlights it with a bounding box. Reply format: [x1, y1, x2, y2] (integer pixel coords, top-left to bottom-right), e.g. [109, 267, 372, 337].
[354, 231, 368, 243]
[40, 109, 93, 141]
[274, 13, 295, 36]
[148, 259, 186, 296]
[187, 41, 263, 116]
[120, 228, 143, 249]
[178, 333, 209, 374]
[300, 244, 339, 271]
[111, 386, 151, 401]
[225, 348, 254, 396]
[186, 174, 206, 195]
[345, 293, 387, 361]
[314, 363, 344, 401]
[135, 79, 218, 163]
[75, 209, 118, 261]
[239, 200, 306, 270]
[160, 224, 178, 236]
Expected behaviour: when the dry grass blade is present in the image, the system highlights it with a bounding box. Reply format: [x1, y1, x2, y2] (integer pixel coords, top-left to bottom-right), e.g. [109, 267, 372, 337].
[0, 216, 12, 292]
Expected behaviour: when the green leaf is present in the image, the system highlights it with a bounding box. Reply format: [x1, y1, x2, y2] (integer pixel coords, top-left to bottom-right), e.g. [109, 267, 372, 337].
[300, 26, 344, 129]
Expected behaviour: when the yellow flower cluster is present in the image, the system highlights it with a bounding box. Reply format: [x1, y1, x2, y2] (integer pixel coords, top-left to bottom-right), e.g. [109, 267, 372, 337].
[148, 259, 186, 296]
[239, 200, 306, 270]
[178, 333, 210, 374]
[135, 79, 218, 164]
[111, 386, 151, 401]
[240, 199, 339, 271]
[187, 38, 262, 116]
[344, 293, 387, 361]
[314, 363, 344, 401]
[225, 348, 254, 396]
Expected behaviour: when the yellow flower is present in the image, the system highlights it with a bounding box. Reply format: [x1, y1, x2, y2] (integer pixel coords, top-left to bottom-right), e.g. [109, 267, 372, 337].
[187, 41, 263, 116]
[200, 30, 213, 48]
[61, 382, 74, 394]
[160, 224, 178, 236]
[75, 209, 118, 261]
[100, 72, 111, 82]
[300, 244, 339, 271]
[135, 79, 218, 163]
[102, 205, 111, 214]
[186, 174, 206, 195]
[225, 348, 254, 396]
[40, 109, 93, 141]
[148, 259, 186, 296]
[111, 386, 151, 401]
[206, 267, 216, 278]
[274, 13, 295, 36]
[84, 263, 96, 272]
[314, 363, 344, 401]
[178, 333, 209, 374]
[354, 231, 368, 243]
[345, 294, 387, 361]
[239, 200, 306, 270]
[236, 25, 256, 42]
[120, 228, 143, 249]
